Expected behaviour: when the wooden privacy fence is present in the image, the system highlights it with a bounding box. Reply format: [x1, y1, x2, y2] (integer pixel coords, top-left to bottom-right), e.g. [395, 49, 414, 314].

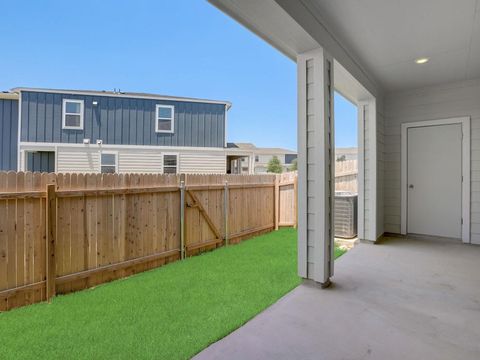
[0, 172, 278, 311]
[335, 160, 358, 192]
[276, 171, 298, 228]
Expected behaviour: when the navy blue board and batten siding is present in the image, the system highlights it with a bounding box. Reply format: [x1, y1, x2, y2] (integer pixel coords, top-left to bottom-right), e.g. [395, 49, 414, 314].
[0, 99, 19, 171]
[20, 91, 226, 147]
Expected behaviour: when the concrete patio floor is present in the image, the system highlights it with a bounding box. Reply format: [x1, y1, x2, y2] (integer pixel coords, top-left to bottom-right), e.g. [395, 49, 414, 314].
[194, 236, 480, 360]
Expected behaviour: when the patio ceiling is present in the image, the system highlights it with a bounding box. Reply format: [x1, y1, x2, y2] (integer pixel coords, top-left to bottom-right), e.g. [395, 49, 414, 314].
[210, 0, 480, 93]
[305, 0, 480, 92]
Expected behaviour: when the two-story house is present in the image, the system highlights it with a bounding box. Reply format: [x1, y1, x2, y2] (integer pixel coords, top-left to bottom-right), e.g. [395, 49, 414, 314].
[0, 87, 231, 174]
[226, 143, 297, 174]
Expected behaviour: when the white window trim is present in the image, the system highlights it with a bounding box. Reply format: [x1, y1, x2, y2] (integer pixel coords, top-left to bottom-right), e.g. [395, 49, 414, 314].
[100, 150, 118, 173]
[21, 148, 57, 172]
[155, 104, 175, 133]
[400, 117, 470, 244]
[62, 99, 84, 130]
[162, 152, 179, 174]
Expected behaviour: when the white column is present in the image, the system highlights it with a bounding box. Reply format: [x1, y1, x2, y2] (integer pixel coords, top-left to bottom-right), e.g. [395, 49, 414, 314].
[358, 100, 377, 242]
[297, 47, 335, 286]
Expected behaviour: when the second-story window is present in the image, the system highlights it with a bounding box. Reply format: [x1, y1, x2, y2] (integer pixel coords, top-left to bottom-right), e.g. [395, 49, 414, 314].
[156, 105, 174, 133]
[62, 99, 84, 130]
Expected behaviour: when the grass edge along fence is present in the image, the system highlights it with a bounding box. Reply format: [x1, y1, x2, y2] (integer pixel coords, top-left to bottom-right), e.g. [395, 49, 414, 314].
[0, 171, 297, 311]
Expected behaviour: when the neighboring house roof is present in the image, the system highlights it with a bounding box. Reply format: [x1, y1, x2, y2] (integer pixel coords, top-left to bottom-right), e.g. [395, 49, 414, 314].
[335, 147, 357, 155]
[227, 142, 297, 154]
[227, 142, 256, 149]
[9, 87, 232, 109]
[0, 91, 19, 100]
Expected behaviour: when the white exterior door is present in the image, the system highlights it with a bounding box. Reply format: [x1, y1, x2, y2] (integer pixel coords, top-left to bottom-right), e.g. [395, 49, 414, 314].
[407, 124, 462, 238]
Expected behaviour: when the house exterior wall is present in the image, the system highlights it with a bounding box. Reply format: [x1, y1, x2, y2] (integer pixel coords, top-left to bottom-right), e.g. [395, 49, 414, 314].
[383, 78, 480, 241]
[19, 143, 227, 174]
[20, 90, 226, 148]
[253, 153, 297, 174]
[179, 152, 226, 174]
[56, 147, 100, 173]
[257, 154, 286, 163]
[0, 99, 18, 171]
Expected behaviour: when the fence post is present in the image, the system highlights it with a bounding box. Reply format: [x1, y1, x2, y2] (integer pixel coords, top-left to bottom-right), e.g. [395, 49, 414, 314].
[224, 180, 229, 246]
[180, 174, 186, 260]
[275, 175, 280, 230]
[293, 173, 298, 229]
[46, 184, 57, 301]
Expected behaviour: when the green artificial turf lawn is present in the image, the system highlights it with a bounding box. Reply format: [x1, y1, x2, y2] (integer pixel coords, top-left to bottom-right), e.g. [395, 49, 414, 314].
[0, 228, 346, 360]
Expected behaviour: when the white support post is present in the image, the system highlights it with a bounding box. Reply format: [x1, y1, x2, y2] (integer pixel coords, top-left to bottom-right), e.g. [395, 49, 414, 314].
[297, 47, 335, 286]
[358, 99, 378, 242]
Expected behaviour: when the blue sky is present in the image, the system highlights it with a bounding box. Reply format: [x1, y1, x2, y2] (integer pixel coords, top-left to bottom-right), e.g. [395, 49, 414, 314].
[0, 0, 356, 150]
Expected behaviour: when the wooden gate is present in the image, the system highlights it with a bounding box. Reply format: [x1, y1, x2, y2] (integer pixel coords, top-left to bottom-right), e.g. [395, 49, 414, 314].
[184, 174, 276, 256]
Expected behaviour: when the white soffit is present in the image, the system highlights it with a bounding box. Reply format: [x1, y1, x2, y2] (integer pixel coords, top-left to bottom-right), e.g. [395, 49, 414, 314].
[208, 0, 318, 60]
[334, 60, 373, 104]
[209, 0, 382, 98]
[307, 0, 480, 92]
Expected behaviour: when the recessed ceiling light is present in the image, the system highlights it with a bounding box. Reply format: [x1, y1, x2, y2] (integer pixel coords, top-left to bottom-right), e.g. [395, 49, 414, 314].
[415, 57, 429, 64]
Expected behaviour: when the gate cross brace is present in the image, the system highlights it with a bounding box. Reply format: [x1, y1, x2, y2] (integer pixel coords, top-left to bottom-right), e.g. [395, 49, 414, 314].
[186, 190, 223, 241]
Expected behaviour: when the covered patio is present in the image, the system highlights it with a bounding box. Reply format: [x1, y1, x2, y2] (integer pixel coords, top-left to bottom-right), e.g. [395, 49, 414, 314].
[195, 236, 480, 359]
[203, 0, 480, 358]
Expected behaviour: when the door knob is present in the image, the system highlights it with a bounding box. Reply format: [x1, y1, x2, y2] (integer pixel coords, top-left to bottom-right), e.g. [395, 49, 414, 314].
[408, 184, 414, 189]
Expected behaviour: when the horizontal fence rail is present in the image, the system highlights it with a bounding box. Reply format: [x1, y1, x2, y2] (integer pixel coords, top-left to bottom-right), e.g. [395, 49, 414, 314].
[0, 171, 281, 311]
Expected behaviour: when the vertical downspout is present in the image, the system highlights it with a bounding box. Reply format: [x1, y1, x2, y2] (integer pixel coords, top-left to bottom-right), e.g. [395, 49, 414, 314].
[17, 91, 22, 171]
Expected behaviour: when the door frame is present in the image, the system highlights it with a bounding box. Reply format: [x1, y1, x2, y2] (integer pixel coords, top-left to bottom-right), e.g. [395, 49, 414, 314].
[21, 147, 58, 173]
[400, 117, 470, 243]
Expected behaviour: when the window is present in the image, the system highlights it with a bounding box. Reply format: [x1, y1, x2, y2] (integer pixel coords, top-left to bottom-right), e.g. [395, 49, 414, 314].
[62, 99, 84, 129]
[101, 152, 117, 173]
[156, 105, 174, 133]
[163, 154, 178, 174]
[255, 155, 259, 162]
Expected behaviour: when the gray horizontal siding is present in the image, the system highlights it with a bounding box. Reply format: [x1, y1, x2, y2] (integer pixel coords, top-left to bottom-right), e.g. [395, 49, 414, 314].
[0, 99, 18, 170]
[20, 91, 225, 148]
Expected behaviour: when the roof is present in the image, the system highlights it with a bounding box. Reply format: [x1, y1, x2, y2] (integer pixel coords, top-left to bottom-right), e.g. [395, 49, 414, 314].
[10, 87, 232, 109]
[335, 147, 358, 154]
[0, 91, 19, 100]
[227, 142, 256, 149]
[227, 142, 297, 154]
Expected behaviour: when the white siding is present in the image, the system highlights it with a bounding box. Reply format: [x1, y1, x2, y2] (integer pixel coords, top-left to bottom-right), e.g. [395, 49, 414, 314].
[57, 147, 100, 173]
[384, 78, 480, 239]
[358, 101, 382, 241]
[179, 152, 226, 174]
[306, 58, 316, 277]
[23, 144, 228, 175]
[117, 150, 162, 174]
[298, 48, 334, 283]
[363, 105, 371, 237]
[377, 110, 385, 237]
